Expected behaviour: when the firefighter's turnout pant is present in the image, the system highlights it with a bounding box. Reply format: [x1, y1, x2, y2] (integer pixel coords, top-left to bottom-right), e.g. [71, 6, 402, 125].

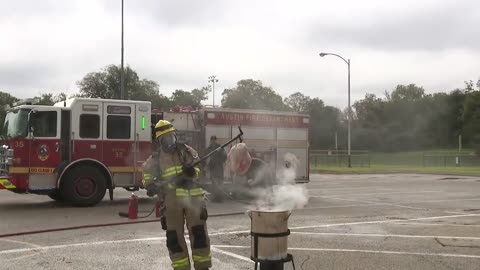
[165, 189, 211, 270]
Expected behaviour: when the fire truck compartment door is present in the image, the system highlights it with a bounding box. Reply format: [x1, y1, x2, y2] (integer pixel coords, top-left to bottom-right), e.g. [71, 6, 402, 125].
[102, 103, 136, 187]
[134, 103, 152, 186]
[28, 107, 62, 190]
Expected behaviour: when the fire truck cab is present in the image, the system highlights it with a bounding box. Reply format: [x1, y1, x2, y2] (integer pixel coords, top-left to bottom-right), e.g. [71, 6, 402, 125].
[0, 98, 152, 206]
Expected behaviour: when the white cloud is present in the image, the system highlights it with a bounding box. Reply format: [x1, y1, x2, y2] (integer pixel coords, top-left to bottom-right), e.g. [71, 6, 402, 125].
[0, 0, 479, 108]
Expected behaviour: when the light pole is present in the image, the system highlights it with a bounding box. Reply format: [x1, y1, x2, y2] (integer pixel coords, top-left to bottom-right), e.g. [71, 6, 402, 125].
[208, 75, 219, 107]
[319, 52, 352, 168]
[120, 0, 125, 100]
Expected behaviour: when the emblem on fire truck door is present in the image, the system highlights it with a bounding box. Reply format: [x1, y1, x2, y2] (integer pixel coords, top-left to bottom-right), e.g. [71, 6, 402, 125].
[38, 145, 49, 161]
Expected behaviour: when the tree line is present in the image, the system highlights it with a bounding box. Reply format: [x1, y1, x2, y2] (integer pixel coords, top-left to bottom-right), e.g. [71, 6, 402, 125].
[1, 64, 479, 153]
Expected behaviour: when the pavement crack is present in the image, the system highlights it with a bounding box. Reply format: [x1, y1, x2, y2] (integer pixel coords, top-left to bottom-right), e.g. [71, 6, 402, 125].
[434, 237, 446, 247]
[463, 209, 480, 212]
[386, 216, 409, 220]
[300, 255, 310, 270]
[434, 237, 480, 249]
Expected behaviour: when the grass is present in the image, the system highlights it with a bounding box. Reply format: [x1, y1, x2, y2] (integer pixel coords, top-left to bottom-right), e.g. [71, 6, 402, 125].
[309, 149, 480, 176]
[310, 165, 480, 176]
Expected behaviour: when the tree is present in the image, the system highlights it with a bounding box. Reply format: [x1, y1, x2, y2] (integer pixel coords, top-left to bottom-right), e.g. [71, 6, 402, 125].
[304, 97, 343, 149]
[353, 94, 384, 129]
[35, 92, 67, 106]
[77, 65, 160, 101]
[221, 79, 289, 111]
[170, 87, 210, 109]
[389, 84, 425, 102]
[284, 92, 310, 113]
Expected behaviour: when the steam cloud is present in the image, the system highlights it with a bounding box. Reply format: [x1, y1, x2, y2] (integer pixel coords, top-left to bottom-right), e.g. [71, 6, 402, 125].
[252, 153, 309, 211]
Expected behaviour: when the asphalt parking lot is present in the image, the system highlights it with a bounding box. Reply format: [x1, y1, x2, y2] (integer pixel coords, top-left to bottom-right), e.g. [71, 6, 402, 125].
[1, 173, 480, 270]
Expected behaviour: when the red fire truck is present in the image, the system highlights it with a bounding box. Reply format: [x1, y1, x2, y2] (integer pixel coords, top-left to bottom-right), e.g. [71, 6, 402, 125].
[0, 98, 309, 206]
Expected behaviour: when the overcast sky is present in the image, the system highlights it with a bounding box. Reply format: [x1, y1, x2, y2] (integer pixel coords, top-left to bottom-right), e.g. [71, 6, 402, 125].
[1, 0, 479, 108]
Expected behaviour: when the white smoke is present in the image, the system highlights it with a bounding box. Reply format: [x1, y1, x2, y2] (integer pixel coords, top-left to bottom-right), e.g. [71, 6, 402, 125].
[252, 153, 309, 211]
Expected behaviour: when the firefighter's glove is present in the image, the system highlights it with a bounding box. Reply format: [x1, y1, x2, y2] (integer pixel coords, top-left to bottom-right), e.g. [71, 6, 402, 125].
[146, 182, 161, 197]
[182, 164, 196, 178]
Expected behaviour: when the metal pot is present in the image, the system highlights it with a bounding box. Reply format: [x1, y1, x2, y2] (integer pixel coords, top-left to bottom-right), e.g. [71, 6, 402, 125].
[249, 209, 291, 261]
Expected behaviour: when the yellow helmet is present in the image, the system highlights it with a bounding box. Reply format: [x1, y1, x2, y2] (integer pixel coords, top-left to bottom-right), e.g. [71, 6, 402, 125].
[154, 120, 175, 139]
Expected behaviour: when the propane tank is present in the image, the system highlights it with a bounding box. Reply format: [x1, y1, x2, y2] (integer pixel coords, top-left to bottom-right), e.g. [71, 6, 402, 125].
[127, 193, 138, 219]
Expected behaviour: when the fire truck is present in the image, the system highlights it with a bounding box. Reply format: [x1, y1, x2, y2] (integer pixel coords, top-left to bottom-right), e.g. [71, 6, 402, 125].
[0, 98, 309, 206]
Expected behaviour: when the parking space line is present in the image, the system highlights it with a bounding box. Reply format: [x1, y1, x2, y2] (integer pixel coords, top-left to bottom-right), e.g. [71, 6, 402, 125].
[311, 190, 442, 197]
[288, 247, 480, 259]
[400, 222, 480, 227]
[290, 213, 480, 230]
[312, 195, 426, 210]
[308, 187, 391, 191]
[0, 239, 44, 261]
[310, 194, 467, 214]
[296, 203, 385, 210]
[402, 198, 480, 204]
[290, 232, 480, 240]
[0, 238, 42, 248]
[211, 246, 253, 263]
[209, 245, 480, 259]
[0, 237, 166, 255]
[210, 214, 480, 237]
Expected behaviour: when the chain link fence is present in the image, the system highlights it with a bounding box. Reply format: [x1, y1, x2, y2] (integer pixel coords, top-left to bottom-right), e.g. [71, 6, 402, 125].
[310, 150, 480, 168]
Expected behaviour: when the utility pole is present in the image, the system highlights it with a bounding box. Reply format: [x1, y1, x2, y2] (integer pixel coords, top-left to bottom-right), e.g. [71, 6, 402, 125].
[120, 0, 125, 100]
[208, 75, 219, 107]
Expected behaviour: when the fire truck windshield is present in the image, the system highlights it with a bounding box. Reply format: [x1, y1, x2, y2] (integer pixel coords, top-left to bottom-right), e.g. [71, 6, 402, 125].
[1, 109, 29, 138]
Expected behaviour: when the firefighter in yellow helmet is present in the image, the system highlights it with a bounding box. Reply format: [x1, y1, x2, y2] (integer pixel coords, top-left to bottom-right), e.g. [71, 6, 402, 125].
[142, 120, 211, 270]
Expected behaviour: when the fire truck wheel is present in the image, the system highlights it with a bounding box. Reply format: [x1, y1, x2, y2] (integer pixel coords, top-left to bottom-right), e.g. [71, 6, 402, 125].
[61, 165, 107, 207]
[48, 191, 64, 202]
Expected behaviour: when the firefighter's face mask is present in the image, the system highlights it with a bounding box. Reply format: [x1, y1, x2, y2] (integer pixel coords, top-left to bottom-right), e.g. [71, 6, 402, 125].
[159, 133, 177, 153]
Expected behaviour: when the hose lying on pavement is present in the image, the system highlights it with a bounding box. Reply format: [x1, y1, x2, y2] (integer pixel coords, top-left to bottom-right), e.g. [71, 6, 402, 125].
[0, 211, 246, 238]
[1, 184, 255, 238]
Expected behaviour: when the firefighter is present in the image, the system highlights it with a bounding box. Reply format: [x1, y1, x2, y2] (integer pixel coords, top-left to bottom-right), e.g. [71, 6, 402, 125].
[205, 135, 227, 202]
[142, 120, 211, 270]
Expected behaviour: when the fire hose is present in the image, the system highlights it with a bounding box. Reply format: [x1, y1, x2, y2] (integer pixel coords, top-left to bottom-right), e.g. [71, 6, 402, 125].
[0, 211, 246, 238]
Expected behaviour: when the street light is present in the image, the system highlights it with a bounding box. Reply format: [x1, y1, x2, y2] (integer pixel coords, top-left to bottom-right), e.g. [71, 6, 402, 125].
[120, 0, 125, 100]
[319, 52, 352, 168]
[208, 75, 219, 107]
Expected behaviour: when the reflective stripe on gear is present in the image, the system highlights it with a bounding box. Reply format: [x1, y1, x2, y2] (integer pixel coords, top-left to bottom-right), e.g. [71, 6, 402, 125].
[162, 166, 183, 178]
[0, 179, 16, 189]
[193, 254, 211, 263]
[161, 166, 201, 178]
[142, 173, 153, 186]
[171, 257, 190, 269]
[162, 166, 200, 178]
[176, 188, 204, 197]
